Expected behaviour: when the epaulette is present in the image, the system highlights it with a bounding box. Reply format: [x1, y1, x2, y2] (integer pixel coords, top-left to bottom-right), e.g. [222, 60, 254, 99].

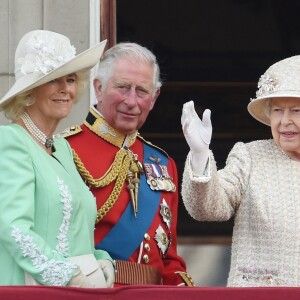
[58, 125, 82, 138]
[137, 133, 169, 158]
[175, 271, 195, 287]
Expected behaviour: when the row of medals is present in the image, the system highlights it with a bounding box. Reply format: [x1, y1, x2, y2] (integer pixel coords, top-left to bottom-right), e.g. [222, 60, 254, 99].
[144, 163, 176, 192]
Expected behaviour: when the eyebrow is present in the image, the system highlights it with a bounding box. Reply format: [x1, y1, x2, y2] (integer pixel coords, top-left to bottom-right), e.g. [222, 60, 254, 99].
[67, 73, 77, 77]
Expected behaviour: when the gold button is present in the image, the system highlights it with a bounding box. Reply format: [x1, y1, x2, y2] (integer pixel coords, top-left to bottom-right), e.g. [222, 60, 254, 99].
[143, 254, 149, 263]
[144, 233, 150, 241]
[161, 232, 168, 245]
[144, 243, 150, 252]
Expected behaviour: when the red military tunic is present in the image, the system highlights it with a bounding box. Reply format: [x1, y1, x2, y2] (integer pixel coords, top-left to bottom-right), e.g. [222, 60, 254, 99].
[64, 107, 194, 286]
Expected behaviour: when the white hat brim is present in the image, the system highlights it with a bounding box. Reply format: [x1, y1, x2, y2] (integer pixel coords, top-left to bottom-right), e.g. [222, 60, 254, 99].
[0, 39, 107, 107]
[247, 91, 300, 125]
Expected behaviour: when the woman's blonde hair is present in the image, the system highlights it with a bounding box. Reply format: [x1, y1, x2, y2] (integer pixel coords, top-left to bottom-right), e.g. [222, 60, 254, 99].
[2, 71, 90, 121]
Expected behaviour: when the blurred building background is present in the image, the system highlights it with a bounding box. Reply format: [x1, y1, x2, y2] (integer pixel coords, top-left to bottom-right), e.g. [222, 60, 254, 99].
[1, 0, 300, 286]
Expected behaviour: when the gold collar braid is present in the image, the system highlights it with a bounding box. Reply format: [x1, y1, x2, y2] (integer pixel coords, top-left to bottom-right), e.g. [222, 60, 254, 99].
[73, 108, 143, 223]
[84, 107, 137, 148]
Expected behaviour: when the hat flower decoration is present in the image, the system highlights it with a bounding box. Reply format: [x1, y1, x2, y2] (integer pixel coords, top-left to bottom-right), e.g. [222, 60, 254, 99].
[255, 73, 278, 98]
[247, 55, 300, 125]
[0, 30, 107, 107]
[17, 32, 76, 78]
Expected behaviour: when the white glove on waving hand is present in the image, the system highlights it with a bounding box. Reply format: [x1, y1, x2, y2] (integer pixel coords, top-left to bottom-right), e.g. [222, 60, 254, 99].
[181, 100, 212, 176]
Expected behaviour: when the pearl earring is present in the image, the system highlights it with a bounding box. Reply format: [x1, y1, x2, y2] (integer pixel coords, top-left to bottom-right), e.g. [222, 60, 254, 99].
[25, 96, 32, 106]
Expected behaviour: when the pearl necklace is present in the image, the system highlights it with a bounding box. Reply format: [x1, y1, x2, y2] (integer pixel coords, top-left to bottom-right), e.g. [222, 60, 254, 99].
[281, 150, 290, 159]
[21, 112, 54, 149]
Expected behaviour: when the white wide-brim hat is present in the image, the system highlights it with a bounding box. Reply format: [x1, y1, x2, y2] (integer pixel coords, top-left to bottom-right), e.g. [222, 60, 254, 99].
[247, 55, 300, 125]
[0, 30, 107, 108]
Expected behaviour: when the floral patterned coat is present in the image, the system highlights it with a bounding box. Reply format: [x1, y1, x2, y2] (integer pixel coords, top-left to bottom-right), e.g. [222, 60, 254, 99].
[182, 139, 300, 287]
[0, 124, 112, 286]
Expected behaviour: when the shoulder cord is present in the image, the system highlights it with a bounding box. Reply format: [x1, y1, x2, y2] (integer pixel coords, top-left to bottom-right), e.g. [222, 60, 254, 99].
[72, 148, 130, 223]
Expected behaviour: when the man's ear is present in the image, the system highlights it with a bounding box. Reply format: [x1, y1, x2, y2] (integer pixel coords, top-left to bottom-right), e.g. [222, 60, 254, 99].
[93, 78, 102, 100]
[150, 89, 160, 110]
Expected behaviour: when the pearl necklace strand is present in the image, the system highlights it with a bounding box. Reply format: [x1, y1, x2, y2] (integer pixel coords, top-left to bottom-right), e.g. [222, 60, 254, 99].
[281, 150, 290, 159]
[21, 112, 54, 149]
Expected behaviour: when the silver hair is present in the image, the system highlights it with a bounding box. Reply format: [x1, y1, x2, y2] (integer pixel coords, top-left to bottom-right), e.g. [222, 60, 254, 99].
[264, 98, 272, 120]
[95, 42, 162, 96]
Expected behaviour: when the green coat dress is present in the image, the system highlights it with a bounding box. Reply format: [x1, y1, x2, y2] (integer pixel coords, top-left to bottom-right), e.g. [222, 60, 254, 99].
[0, 123, 112, 286]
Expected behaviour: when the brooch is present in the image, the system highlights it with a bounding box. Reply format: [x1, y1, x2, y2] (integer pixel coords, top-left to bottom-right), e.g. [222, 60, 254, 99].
[154, 225, 171, 256]
[160, 199, 172, 230]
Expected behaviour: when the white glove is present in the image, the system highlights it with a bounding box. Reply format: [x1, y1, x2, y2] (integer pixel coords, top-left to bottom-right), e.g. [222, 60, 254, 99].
[67, 268, 94, 288]
[181, 100, 212, 175]
[98, 260, 115, 288]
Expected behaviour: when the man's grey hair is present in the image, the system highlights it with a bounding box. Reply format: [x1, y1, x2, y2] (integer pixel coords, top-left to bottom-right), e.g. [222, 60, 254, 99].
[94, 42, 162, 96]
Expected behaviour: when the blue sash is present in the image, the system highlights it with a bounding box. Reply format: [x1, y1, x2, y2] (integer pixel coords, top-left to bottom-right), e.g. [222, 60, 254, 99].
[96, 143, 167, 260]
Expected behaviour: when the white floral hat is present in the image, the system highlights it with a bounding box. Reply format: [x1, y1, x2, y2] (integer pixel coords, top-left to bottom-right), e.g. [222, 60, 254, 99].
[0, 30, 107, 107]
[247, 55, 300, 125]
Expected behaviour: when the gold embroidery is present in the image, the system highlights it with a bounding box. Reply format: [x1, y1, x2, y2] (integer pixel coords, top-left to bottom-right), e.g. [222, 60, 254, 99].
[59, 125, 82, 138]
[84, 108, 137, 148]
[73, 108, 143, 222]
